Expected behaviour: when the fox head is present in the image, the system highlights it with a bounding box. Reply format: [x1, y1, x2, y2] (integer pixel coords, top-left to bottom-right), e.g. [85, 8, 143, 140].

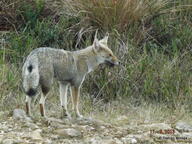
[92, 32, 119, 67]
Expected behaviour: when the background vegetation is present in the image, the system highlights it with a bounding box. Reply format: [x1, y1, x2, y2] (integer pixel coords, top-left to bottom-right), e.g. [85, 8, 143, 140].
[0, 0, 192, 113]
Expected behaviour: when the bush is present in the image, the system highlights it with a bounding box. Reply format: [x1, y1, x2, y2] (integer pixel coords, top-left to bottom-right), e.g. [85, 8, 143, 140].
[63, 0, 169, 31]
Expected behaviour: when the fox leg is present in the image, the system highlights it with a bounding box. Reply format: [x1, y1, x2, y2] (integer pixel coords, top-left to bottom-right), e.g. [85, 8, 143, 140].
[70, 86, 75, 111]
[25, 95, 32, 116]
[59, 83, 70, 118]
[71, 86, 83, 118]
[39, 92, 47, 117]
[39, 71, 53, 117]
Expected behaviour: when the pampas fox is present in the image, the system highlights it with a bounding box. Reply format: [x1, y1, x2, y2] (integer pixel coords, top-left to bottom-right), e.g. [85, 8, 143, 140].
[22, 32, 119, 119]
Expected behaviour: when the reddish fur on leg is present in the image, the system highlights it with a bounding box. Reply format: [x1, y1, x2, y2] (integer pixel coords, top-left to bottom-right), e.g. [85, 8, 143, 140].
[40, 104, 44, 117]
[26, 102, 29, 115]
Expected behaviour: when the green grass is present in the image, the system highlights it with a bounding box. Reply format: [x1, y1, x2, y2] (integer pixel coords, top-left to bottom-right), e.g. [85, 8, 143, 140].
[0, 0, 192, 114]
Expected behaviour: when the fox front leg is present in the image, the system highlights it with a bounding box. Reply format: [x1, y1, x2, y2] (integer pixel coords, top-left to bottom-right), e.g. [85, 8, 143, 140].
[71, 86, 83, 118]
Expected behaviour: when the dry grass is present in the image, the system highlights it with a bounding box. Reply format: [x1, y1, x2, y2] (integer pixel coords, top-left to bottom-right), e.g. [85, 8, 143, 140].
[61, 0, 169, 31]
[23, 91, 192, 126]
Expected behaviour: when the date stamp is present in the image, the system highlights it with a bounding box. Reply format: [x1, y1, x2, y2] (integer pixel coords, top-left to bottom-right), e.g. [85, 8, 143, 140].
[150, 129, 175, 135]
[150, 129, 192, 142]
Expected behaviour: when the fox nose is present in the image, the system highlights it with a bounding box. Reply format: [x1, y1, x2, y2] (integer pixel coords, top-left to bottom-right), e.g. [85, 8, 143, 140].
[114, 61, 119, 65]
[113, 58, 120, 65]
[112, 56, 119, 66]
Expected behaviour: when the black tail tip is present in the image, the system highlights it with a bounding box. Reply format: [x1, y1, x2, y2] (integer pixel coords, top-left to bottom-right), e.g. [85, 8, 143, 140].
[26, 88, 37, 96]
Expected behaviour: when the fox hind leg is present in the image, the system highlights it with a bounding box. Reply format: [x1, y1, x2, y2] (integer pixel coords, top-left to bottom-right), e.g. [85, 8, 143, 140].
[39, 84, 50, 117]
[39, 92, 47, 117]
[59, 83, 71, 119]
[25, 95, 32, 116]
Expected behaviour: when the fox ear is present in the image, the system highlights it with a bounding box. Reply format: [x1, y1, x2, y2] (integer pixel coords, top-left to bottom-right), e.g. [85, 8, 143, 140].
[93, 38, 100, 51]
[105, 32, 109, 40]
[93, 30, 100, 51]
[100, 32, 109, 45]
[94, 29, 98, 40]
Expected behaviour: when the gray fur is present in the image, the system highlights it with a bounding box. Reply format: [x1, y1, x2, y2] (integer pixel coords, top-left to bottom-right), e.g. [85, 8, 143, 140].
[22, 53, 39, 95]
[22, 47, 89, 96]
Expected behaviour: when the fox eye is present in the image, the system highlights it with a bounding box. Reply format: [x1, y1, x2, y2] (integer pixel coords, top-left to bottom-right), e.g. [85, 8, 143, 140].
[109, 54, 112, 56]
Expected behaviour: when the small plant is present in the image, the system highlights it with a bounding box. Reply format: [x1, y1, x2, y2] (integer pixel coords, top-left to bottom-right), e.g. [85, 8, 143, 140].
[18, 0, 45, 29]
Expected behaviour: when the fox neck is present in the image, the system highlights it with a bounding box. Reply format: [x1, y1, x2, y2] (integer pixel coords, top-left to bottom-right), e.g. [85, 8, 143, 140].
[74, 46, 103, 73]
[86, 55, 99, 73]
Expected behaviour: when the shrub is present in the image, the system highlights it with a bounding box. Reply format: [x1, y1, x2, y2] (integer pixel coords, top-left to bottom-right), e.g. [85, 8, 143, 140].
[62, 0, 169, 32]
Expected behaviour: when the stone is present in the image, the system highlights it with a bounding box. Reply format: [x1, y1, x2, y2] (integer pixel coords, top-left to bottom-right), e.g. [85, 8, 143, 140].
[121, 133, 153, 144]
[2, 139, 17, 144]
[25, 122, 39, 130]
[30, 129, 43, 140]
[55, 128, 82, 138]
[79, 125, 95, 132]
[114, 138, 123, 144]
[102, 138, 123, 144]
[140, 123, 172, 132]
[87, 136, 103, 144]
[175, 121, 192, 132]
[75, 117, 95, 125]
[115, 115, 128, 124]
[121, 137, 137, 144]
[12, 109, 26, 120]
[43, 139, 52, 144]
[0, 111, 5, 117]
[181, 132, 192, 139]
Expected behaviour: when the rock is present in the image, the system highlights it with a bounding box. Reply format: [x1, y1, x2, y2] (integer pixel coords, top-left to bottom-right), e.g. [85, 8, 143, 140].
[2, 139, 17, 144]
[115, 115, 128, 125]
[0, 111, 9, 118]
[25, 122, 39, 130]
[75, 117, 95, 125]
[175, 121, 192, 132]
[0, 111, 5, 118]
[87, 136, 103, 144]
[43, 139, 52, 144]
[102, 138, 123, 144]
[121, 137, 137, 144]
[140, 123, 172, 132]
[121, 133, 154, 144]
[50, 135, 59, 140]
[46, 117, 67, 124]
[79, 125, 95, 132]
[116, 115, 127, 121]
[55, 128, 82, 138]
[30, 129, 43, 140]
[0, 122, 8, 130]
[181, 132, 192, 139]
[12, 109, 26, 120]
[114, 138, 123, 144]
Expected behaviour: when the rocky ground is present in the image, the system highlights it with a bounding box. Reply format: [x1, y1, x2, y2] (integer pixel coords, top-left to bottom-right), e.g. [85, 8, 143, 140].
[0, 109, 192, 144]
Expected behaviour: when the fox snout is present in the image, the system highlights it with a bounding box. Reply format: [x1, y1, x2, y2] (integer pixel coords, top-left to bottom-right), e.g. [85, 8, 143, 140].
[112, 56, 119, 66]
[105, 56, 119, 67]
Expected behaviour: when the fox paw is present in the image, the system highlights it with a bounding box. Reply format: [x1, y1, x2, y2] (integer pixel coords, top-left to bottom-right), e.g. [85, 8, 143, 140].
[76, 114, 84, 120]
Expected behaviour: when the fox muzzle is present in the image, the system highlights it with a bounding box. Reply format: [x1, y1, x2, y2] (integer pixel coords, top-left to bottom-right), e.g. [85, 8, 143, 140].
[105, 60, 119, 67]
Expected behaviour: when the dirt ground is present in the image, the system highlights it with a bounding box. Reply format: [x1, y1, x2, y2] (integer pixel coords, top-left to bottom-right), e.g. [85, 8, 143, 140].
[0, 109, 192, 144]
